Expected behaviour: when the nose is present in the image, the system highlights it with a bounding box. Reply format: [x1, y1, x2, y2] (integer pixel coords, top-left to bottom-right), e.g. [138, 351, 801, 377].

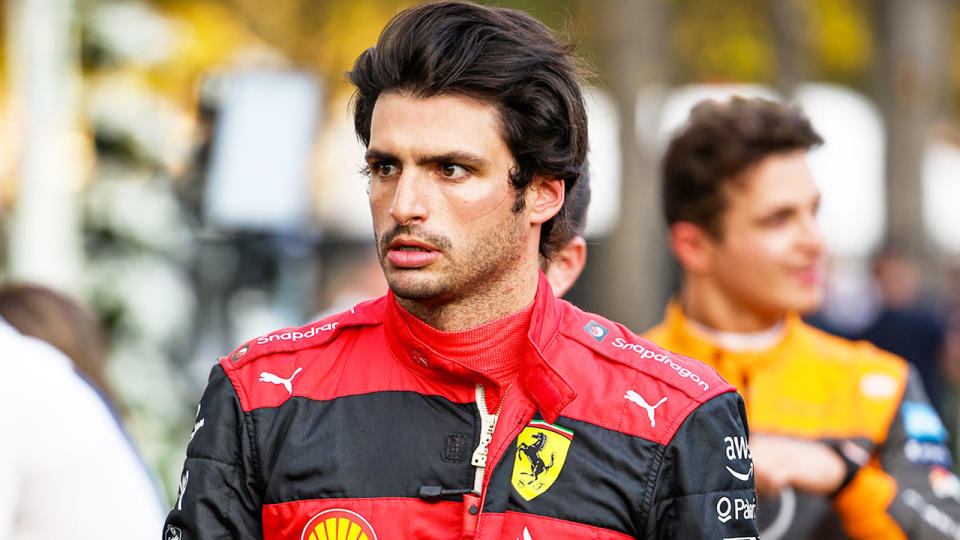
[389, 172, 429, 225]
[798, 212, 824, 257]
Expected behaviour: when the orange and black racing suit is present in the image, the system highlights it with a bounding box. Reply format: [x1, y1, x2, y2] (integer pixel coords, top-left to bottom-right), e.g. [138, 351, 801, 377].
[645, 300, 960, 539]
[163, 275, 759, 539]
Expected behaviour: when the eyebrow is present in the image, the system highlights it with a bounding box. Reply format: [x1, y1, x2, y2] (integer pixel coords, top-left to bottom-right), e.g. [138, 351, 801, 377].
[364, 148, 491, 170]
[417, 151, 491, 170]
[364, 149, 398, 163]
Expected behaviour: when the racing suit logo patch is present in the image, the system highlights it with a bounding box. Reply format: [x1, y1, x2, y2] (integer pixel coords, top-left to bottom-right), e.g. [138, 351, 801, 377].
[584, 321, 609, 342]
[301, 509, 377, 540]
[512, 421, 573, 501]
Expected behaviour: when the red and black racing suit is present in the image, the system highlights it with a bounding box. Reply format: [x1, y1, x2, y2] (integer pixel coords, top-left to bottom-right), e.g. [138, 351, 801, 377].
[163, 274, 760, 539]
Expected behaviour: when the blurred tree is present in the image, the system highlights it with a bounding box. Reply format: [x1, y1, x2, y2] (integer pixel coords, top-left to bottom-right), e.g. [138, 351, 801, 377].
[670, 0, 775, 84]
[769, 0, 809, 93]
[579, 0, 671, 331]
[808, 0, 872, 86]
[871, 0, 952, 259]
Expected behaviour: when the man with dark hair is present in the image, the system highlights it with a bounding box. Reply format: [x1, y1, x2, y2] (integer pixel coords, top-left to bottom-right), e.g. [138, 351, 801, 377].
[164, 3, 757, 538]
[646, 96, 960, 539]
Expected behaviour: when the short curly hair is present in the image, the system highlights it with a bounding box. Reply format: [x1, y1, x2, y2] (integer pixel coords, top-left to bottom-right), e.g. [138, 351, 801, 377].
[348, 1, 588, 259]
[661, 96, 823, 238]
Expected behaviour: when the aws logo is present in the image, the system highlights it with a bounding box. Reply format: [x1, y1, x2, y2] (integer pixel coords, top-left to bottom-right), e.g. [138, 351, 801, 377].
[301, 509, 377, 540]
[512, 421, 574, 501]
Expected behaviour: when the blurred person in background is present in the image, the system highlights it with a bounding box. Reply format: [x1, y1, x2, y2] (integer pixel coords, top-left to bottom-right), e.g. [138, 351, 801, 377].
[163, 2, 757, 539]
[0, 283, 165, 539]
[0, 284, 117, 408]
[858, 247, 948, 412]
[541, 167, 590, 298]
[645, 96, 960, 539]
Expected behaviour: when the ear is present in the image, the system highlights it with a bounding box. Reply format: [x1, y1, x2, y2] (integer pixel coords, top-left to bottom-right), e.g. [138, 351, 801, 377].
[669, 222, 714, 274]
[546, 235, 587, 298]
[527, 176, 565, 225]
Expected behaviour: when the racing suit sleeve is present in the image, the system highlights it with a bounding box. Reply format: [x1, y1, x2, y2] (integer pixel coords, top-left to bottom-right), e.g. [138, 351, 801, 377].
[644, 390, 760, 539]
[162, 364, 263, 538]
[834, 366, 960, 539]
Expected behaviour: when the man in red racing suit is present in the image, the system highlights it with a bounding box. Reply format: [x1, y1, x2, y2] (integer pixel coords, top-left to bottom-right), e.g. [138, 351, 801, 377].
[165, 274, 758, 539]
[163, 2, 759, 538]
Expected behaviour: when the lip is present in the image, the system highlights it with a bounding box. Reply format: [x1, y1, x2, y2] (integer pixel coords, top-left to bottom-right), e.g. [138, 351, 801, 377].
[388, 237, 437, 251]
[386, 236, 440, 269]
[791, 266, 822, 286]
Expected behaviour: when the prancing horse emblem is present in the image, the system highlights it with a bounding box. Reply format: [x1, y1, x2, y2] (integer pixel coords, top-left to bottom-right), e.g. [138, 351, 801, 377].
[511, 421, 573, 501]
[518, 432, 555, 484]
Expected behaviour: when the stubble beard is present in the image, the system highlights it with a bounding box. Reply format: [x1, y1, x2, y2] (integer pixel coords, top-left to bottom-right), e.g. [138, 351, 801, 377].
[379, 211, 528, 308]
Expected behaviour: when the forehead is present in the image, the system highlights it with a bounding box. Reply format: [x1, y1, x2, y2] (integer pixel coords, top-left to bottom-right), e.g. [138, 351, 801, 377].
[368, 92, 509, 157]
[727, 151, 819, 210]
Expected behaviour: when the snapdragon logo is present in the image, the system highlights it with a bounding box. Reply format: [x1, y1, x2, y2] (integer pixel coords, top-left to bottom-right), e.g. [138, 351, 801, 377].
[257, 322, 339, 345]
[611, 338, 709, 391]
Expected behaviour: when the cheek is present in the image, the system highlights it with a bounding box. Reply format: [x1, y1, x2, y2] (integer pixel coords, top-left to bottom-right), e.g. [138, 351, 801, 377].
[368, 184, 395, 230]
[735, 231, 792, 264]
[445, 183, 516, 224]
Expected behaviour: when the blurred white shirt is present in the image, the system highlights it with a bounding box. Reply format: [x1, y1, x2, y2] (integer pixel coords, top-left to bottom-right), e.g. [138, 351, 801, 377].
[0, 318, 164, 540]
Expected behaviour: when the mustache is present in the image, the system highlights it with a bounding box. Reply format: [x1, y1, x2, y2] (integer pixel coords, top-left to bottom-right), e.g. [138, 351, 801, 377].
[379, 225, 453, 251]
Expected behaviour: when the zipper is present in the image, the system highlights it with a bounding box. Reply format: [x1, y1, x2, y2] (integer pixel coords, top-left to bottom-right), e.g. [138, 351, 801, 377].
[471, 384, 500, 494]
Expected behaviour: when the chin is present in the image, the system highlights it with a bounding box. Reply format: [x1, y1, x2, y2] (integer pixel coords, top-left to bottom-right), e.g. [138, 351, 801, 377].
[386, 274, 451, 302]
[788, 291, 825, 316]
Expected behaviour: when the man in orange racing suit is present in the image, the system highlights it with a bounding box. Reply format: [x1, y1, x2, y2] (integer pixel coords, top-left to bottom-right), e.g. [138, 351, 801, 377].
[645, 96, 960, 539]
[162, 3, 759, 539]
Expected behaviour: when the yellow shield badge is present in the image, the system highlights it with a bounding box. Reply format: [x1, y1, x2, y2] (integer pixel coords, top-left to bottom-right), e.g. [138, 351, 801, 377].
[512, 420, 574, 501]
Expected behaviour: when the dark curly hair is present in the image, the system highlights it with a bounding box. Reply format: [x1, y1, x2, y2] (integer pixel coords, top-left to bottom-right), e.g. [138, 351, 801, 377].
[661, 96, 823, 238]
[348, 1, 588, 259]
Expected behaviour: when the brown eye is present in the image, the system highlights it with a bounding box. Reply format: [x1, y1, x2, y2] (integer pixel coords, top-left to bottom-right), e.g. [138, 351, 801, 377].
[439, 163, 468, 180]
[374, 163, 398, 178]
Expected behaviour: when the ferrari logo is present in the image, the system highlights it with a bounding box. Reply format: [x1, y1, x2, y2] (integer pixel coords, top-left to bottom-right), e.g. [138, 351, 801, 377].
[512, 421, 573, 501]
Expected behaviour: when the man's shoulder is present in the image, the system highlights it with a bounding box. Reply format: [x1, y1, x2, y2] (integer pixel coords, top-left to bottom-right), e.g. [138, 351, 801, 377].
[548, 304, 738, 446]
[557, 303, 733, 401]
[219, 296, 387, 375]
[800, 319, 908, 374]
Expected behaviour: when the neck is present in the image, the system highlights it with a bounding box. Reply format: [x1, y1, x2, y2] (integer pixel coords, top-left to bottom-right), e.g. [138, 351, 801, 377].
[681, 276, 786, 333]
[396, 261, 541, 332]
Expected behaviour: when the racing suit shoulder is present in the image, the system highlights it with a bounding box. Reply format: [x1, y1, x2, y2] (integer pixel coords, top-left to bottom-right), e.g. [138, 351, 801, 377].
[216, 296, 387, 412]
[554, 304, 737, 446]
[802, 322, 910, 439]
[560, 305, 733, 398]
[803, 321, 909, 373]
[221, 296, 386, 371]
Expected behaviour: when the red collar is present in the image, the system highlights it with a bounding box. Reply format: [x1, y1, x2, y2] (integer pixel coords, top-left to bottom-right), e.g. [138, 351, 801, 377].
[382, 272, 577, 422]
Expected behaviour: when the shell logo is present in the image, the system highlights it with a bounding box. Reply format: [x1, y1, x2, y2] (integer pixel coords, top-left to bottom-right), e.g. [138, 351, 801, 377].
[301, 509, 377, 540]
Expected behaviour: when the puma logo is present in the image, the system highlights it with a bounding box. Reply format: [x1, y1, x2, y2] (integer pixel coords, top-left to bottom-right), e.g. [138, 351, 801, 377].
[516, 527, 532, 540]
[177, 470, 189, 511]
[258, 367, 303, 394]
[624, 389, 667, 427]
[189, 404, 204, 441]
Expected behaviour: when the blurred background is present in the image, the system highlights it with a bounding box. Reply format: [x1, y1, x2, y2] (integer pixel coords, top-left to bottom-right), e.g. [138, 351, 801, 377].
[1, 0, 959, 504]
